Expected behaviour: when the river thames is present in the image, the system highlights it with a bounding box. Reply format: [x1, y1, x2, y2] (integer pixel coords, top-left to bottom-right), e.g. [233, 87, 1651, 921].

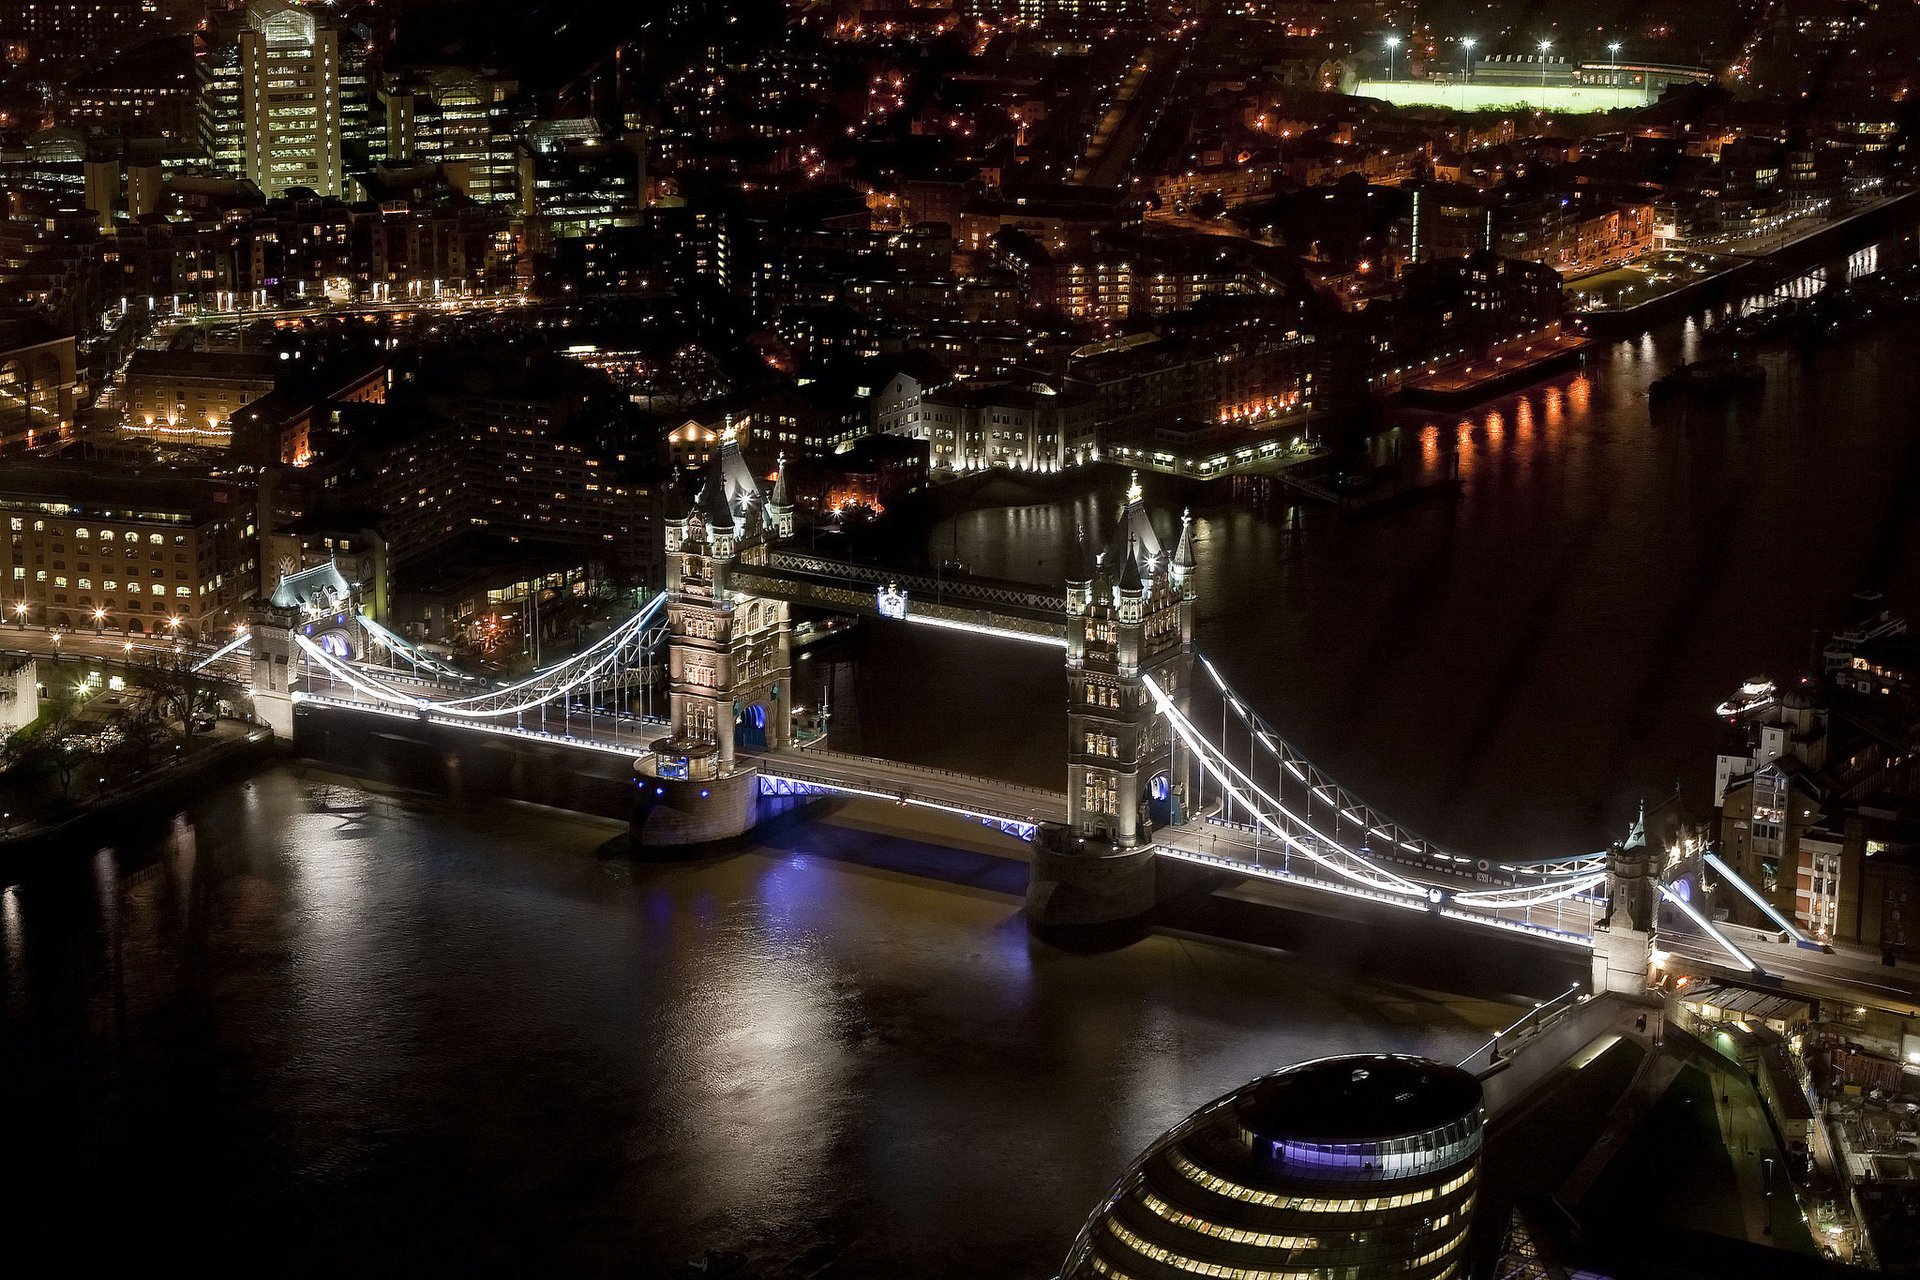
[8, 248, 1920, 1275]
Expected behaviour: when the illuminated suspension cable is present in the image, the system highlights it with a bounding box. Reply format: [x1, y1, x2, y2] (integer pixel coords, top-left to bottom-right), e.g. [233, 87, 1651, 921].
[296, 624, 647, 719]
[1194, 651, 1459, 863]
[294, 596, 664, 714]
[1196, 650, 1605, 882]
[1143, 674, 1425, 897]
[191, 632, 252, 672]
[1658, 883, 1766, 975]
[1453, 872, 1607, 908]
[427, 594, 664, 707]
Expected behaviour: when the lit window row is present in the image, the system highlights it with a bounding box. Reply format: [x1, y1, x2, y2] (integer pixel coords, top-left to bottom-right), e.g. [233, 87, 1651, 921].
[1137, 1190, 1318, 1248]
[1170, 1149, 1473, 1212]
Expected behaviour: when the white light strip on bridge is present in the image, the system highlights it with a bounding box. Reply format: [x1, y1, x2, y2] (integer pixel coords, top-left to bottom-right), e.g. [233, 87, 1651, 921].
[425, 594, 665, 707]
[1703, 851, 1810, 944]
[1141, 674, 1427, 897]
[296, 691, 664, 758]
[900, 612, 1067, 648]
[295, 608, 654, 719]
[306, 596, 665, 716]
[1658, 883, 1766, 975]
[356, 613, 473, 680]
[1453, 871, 1608, 908]
[1156, 846, 1429, 912]
[191, 632, 251, 672]
[759, 771, 1044, 829]
[1158, 846, 1595, 946]
[1197, 650, 1605, 884]
[1435, 907, 1595, 947]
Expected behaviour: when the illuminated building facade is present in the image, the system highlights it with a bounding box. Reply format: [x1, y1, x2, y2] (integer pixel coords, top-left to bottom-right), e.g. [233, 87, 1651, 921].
[1063, 1055, 1484, 1280]
[651, 438, 795, 782]
[123, 348, 279, 447]
[0, 0, 150, 69]
[201, 0, 365, 200]
[1, 461, 257, 639]
[1063, 476, 1194, 849]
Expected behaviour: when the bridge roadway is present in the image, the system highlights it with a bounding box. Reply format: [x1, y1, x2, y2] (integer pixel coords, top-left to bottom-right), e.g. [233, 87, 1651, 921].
[266, 647, 1920, 1012]
[0, 627, 245, 678]
[1657, 925, 1920, 1019]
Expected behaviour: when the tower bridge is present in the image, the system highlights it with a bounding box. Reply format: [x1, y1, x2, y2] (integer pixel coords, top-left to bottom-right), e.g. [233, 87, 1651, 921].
[218, 436, 1920, 1015]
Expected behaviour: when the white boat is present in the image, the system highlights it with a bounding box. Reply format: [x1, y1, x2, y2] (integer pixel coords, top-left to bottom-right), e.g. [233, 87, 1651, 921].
[1716, 677, 1777, 720]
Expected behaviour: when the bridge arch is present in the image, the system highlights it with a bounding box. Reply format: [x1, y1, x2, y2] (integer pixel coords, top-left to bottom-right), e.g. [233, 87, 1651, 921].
[734, 698, 771, 751]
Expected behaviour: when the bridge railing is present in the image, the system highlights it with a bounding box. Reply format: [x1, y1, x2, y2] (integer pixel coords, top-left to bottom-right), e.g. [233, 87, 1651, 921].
[1455, 983, 1586, 1069]
[761, 746, 1067, 803]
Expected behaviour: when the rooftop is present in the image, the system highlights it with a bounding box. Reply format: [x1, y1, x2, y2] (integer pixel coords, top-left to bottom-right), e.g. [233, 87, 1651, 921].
[1236, 1054, 1483, 1145]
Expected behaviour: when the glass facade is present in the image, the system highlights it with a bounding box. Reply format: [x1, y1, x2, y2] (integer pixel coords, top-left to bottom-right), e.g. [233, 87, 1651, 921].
[1064, 1056, 1484, 1280]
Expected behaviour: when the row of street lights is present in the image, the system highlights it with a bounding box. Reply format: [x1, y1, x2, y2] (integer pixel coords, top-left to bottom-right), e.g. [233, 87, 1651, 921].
[1380, 35, 1628, 90]
[8, 600, 186, 637]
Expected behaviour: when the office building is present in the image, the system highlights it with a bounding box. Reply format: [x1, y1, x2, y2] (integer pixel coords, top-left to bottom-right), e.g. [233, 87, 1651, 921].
[2, 461, 257, 639]
[1063, 1055, 1483, 1280]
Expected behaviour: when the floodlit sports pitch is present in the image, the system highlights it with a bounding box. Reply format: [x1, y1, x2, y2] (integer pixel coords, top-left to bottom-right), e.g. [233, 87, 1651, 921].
[1353, 80, 1658, 113]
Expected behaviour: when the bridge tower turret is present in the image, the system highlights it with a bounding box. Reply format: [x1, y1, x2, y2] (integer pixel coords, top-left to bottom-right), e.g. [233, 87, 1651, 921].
[636, 435, 795, 844]
[766, 454, 796, 542]
[1607, 799, 1659, 933]
[1030, 474, 1195, 929]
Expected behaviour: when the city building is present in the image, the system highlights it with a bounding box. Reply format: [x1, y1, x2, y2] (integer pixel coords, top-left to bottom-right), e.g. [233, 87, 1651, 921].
[56, 34, 201, 142]
[1062, 1055, 1483, 1279]
[1, 461, 257, 639]
[0, 323, 78, 454]
[518, 121, 645, 251]
[200, 0, 362, 200]
[122, 349, 281, 447]
[0, 0, 150, 69]
[1715, 664, 1920, 958]
[377, 65, 527, 206]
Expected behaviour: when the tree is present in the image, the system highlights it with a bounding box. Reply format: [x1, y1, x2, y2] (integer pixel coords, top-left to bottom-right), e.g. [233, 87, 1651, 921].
[136, 648, 237, 740]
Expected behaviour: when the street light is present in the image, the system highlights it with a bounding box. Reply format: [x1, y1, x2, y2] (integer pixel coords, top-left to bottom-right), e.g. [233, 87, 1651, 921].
[1609, 40, 1623, 103]
[1460, 37, 1477, 107]
[12, 600, 26, 628]
[1538, 39, 1552, 95]
[92, 607, 107, 636]
[1385, 34, 1401, 84]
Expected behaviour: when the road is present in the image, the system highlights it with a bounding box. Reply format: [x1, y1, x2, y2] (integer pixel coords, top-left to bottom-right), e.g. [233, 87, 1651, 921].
[0, 626, 242, 676]
[1658, 925, 1920, 1018]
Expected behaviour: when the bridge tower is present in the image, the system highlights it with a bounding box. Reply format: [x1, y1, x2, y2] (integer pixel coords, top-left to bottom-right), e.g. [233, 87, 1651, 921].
[246, 604, 300, 739]
[1030, 476, 1196, 928]
[1593, 801, 1665, 998]
[635, 436, 794, 844]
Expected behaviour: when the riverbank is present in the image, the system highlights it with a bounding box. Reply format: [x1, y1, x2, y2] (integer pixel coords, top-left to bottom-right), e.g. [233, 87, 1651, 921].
[0, 726, 273, 856]
[1576, 187, 1920, 336]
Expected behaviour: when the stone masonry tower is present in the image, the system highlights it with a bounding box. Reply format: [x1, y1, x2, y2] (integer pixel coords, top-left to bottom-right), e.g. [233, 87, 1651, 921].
[1030, 475, 1196, 928]
[636, 436, 793, 843]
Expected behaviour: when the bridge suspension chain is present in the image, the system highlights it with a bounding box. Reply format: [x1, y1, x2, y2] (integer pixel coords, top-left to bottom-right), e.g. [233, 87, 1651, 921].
[1142, 673, 1428, 898]
[1193, 652, 1606, 885]
[294, 595, 669, 719]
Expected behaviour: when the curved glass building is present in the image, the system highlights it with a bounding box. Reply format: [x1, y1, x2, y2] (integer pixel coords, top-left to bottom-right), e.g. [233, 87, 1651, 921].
[1063, 1055, 1484, 1280]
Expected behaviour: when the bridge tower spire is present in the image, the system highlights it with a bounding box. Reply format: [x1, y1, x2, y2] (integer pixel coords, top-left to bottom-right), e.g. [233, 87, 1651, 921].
[1030, 478, 1196, 928]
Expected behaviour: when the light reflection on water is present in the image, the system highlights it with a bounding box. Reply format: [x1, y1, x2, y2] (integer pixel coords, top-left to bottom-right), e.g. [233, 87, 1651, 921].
[0, 769, 1518, 1277]
[890, 310, 1920, 860]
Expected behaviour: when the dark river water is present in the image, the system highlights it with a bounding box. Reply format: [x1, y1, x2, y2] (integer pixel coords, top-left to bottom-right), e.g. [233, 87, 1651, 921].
[8, 237, 1920, 1277]
[826, 239, 1920, 860]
